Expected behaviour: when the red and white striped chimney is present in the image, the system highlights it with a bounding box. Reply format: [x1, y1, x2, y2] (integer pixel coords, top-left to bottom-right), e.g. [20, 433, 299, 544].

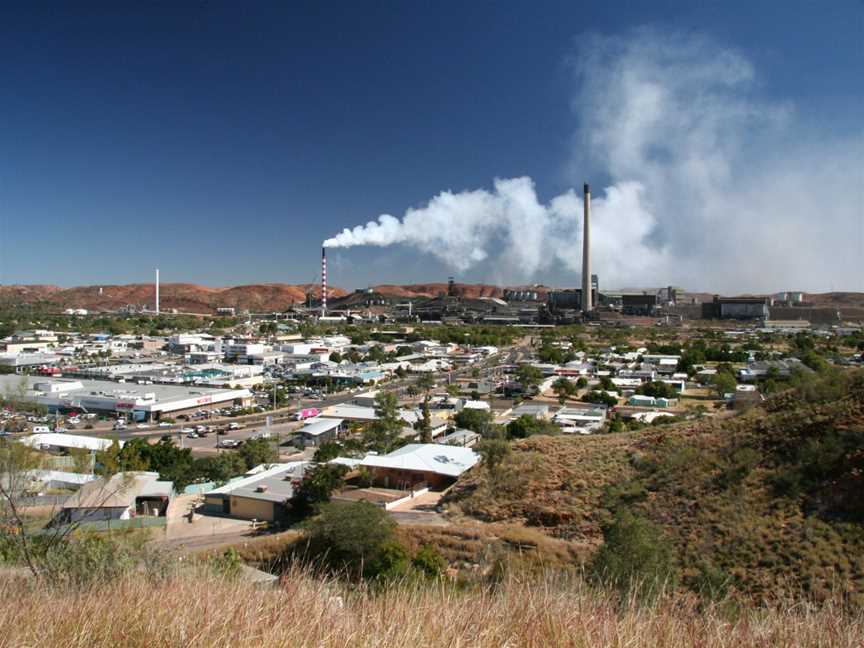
[321, 247, 327, 313]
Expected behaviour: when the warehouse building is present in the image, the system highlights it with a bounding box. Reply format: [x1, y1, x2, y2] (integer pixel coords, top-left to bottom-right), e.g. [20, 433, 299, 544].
[203, 462, 308, 522]
[0, 375, 252, 422]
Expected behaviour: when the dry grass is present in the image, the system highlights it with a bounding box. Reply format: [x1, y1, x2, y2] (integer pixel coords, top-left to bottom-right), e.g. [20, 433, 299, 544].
[0, 569, 860, 647]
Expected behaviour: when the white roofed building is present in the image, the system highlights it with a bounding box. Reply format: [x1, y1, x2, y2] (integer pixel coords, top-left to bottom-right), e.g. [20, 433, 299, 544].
[360, 443, 478, 489]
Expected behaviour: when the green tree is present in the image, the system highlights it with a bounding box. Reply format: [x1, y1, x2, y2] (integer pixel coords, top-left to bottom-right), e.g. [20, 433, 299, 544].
[636, 381, 677, 399]
[329, 351, 342, 363]
[420, 396, 432, 444]
[142, 438, 195, 489]
[193, 453, 247, 484]
[581, 391, 618, 407]
[416, 373, 435, 394]
[552, 377, 576, 405]
[312, 441, 343, 463]
[95, 440, 123, 477]
[412, 544, 447, 579]
[238, 438, 278, 470]
[300, 500, 402, 579]
[711, 372, 737, 398]
[362, 392, 404, 453]
[506, 415, 559, 440]
[453, 408, 494, 436]
[516, 365, 543, 393]
[290, 464, 348, 516]
[591, 510, 677, 599]
[476, 438, 510, 475]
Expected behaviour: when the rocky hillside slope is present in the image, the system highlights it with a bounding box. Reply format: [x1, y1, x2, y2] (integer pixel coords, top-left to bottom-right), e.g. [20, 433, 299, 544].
[445, 371, 864, 602]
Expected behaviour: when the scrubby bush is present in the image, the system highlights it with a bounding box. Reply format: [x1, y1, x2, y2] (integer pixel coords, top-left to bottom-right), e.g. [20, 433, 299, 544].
[590, 510, 677, 599]
[290, 464, 349, 517]
[412, 544, 447, 579]
[300, 501, 402, 580]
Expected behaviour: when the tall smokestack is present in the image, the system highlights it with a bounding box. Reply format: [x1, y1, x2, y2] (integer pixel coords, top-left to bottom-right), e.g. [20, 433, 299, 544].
[321, 248, 327, 314]
[582, 183, 592, 313]
[155, 268, 160, 315]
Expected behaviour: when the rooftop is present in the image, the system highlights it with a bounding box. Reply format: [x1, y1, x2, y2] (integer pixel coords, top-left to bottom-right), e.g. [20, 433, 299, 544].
[360, 443, 478, 478]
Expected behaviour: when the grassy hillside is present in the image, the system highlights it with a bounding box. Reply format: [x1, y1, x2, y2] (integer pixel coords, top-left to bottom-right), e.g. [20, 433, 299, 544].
[0, 569, 860, 648]
[444, 371, 864, 603]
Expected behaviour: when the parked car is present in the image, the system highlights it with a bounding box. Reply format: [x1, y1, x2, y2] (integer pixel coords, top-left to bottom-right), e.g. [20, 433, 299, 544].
[180, 427, 194, 434]
[158, 422, 171, 427]
[228, 422, 241, 430]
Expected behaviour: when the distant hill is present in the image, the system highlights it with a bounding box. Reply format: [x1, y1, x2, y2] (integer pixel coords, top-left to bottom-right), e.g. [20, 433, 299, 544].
[0, 283, 347, 314]
[0, 282, 860, 314]
[444, 371, 864, 602]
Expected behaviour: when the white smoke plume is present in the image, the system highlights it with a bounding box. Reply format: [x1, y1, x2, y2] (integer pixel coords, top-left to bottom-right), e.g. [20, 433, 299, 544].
[324, 28, 863, 292]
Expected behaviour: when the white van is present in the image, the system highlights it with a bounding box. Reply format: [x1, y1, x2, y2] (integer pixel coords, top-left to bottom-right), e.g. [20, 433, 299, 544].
[32, 425, 51, 434]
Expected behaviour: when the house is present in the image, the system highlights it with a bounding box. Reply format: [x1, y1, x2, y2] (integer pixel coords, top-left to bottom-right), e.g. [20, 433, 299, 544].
[510, 404, 550, 420]
[55, 472, 173, 525]
[294, 418, 344, 447]
[626, 395, 677, 408]
[360, 443, 478, 490]
[436, 429, 480, 447]
[320, 404, 421, 425]
[455, 399, 490, 412]
[627, 394, 657, 407]
[203, 462, 308, 522]
[554, 405, 607, 433]
[21, 433, 124, 453]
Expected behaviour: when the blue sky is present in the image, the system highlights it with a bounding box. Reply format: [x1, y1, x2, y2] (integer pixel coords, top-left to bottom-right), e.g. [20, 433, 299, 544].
[1, 2, 861, 291]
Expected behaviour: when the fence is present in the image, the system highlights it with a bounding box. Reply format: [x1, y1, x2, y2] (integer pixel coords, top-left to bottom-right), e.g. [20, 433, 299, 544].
[36, 516, 168, 536]
[183, 482, 215, 495]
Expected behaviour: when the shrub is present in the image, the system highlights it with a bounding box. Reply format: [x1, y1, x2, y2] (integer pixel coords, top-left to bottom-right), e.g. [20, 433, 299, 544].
[300, 501, 402, 580]
[582, 391, 618, 407]
[412, 544, 447, 579]
[505, 415, 559, 440]
[312, 441, 343, 463]
[476, 438, 510, 475]
[290, 464, 348, 517]
[590, 510, 677, 599]
[453, 408, 494, 435]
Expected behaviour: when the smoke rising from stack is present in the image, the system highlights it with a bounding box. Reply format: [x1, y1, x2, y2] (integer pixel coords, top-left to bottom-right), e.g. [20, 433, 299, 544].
[323, 29, 862, 292]
[581, 184, 592, 312]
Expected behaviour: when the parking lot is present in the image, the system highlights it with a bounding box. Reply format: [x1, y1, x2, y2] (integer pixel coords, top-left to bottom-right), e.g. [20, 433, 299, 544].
[169, 420, 306, 458]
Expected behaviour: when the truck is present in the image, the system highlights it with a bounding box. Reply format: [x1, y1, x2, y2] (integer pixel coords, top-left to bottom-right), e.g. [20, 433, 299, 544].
[293, 407, 320, 421]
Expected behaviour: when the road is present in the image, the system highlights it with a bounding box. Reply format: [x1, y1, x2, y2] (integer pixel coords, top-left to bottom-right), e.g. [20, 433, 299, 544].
[72, 342, 531, 448]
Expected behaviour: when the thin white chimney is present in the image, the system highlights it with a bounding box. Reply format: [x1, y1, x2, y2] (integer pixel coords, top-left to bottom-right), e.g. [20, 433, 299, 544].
[582, 183, 592, 313]
[321, 248, 327, 314]
[155, 268, 160, 315]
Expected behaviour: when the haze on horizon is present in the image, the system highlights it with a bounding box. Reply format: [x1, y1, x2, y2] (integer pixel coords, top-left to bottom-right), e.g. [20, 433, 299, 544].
[1, 3, 861, 293]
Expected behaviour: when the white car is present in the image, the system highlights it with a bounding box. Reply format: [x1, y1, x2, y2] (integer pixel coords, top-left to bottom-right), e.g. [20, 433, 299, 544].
[158, 422, 172, 427]
[137, 424, 150, 429]
[180, 427, 194, 434]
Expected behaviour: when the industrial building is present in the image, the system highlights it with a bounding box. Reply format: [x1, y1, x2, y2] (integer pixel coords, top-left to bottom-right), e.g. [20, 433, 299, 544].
[713, 296, 771, 320]
[55, 472, 173, 525]
[621, 293, 658, 315]
[0, 375, 253, 422]
[294, 417, 344, 447]
[203, 462, 308, 522]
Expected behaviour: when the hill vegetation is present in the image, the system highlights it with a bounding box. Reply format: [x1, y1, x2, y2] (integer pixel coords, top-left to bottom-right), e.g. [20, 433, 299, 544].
[445, 370, 864, 603]
[1, 567, 861, 647]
